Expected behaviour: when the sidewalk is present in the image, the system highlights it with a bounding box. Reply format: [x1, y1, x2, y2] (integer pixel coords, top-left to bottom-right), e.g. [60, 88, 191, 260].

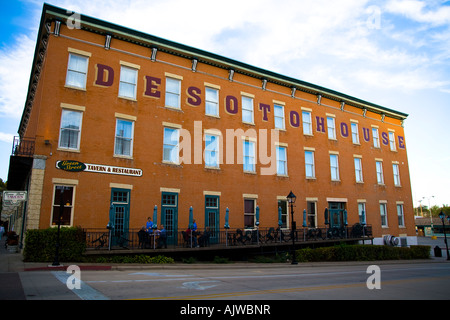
[1, 236, 448, 273]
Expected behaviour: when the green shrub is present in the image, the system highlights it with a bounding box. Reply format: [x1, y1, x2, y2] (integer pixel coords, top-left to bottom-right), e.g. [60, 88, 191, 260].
[23, 227, 86, 262]
[295, 244, 430, 262]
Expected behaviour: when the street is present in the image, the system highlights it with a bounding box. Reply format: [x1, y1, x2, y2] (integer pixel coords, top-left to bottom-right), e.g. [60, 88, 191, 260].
[17, 261, 450, 301]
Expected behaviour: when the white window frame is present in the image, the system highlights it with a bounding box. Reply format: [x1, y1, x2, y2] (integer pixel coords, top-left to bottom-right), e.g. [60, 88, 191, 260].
[358, 202, 366, 224]
[380, 202, 388, 227]
[163, 127, 180, 164]
[118, 65, 138, 99]
[114, 118, 134, 157]
[204, 133, 220, 168]
[376, 160, 384, 184]
[389, 131, 396, 151]
[354, 157, 363, 183]
[302, 110, 312, 135]
[372, 127, 380, 148]
[276, 145, 288, 176]
[58, 108, 83, 151]
[242, 95, 254, 124]
[165, 76, 182, 109]
[243, 139, 256, 173]
[274, 104, 285, 130]
[305, 150, 315, 178]
[330, 153, 340, 181]
[65, 53, 89, 89]
[205, 86, 219, 117]
[397, 203, 405, 227]
[327, 116, 336, 140]
[351, 122, 360, 144]
[393, 163, 401, 186]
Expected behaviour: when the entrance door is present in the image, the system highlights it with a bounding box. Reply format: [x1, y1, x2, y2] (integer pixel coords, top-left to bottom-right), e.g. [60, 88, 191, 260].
[161, 192, 178, 245]
[328, 202, 345, 228]
[110, 189, 130, 247]
[205, 195, 219, 244]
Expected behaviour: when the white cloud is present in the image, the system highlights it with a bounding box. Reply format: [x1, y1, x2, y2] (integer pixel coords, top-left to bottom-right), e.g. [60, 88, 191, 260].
[385, 0, 450, 26]
[0, 34, 35, 119]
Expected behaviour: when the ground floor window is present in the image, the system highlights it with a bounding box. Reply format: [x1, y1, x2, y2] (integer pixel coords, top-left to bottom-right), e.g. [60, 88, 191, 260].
[244, 198, 256, 228]
[277, 199, 288, 228]
[307, 201, 316, 227]
[52, 185, 74, 226]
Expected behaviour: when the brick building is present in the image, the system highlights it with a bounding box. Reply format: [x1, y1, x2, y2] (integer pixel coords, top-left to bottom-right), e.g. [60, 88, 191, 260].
[7, 4, 416, 247]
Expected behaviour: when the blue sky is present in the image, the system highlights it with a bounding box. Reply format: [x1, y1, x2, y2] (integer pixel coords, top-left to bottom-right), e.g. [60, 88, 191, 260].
[0, 0, 449, 208]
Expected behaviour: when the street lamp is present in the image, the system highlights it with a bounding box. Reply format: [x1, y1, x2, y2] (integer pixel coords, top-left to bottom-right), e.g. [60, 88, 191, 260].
[286, 191, 297, 265]
[438, 211, 450, 260]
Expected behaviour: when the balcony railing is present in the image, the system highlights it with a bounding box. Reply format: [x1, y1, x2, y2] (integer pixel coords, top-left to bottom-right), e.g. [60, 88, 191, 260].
[12, 136, 35, 157]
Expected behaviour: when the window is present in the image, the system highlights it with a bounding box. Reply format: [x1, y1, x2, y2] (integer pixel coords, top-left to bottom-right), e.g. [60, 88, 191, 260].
[59, 109, 82, 150]
[389, 131, 396, 151]
[274, 104, 285, 130]
[305, 150, 315, 178]
[358, 202, 366, 224]
[372, 127, 380, 148]
[302, 111, 312, 135]
[205, 87, 219, 117]
[119, 66, 138, 99]
[330, 154, 339, 181]
[380, 202, 388, 227]
[393, 163, 401, 186]
[163, 127, 179, 164]
[243, 140, 256, 172]
[376, 161, 384, 184]
[354, 157, 363, 182]
[66, 53, 88, 89]
[397, 204, 405, 226]
[278, 199, 288, 228]
[244, 198, 256, 228]
[242, 96, 254, 124]
[307, 201, 316, 227]
[52, 185, 74, 226]
[165, 77, 181, 109]
[205, 134, 219, 168]
[327, 116, 336, 139]
[114, 119, 134, 156]
[351, 122, 360, 144]
[276, 146, 287, 176]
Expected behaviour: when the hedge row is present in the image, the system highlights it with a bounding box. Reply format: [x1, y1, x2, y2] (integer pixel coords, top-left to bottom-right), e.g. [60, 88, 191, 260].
[23, 227, 86, 262]
[94, 255, 174, 264]
[295, 244, 430, 262]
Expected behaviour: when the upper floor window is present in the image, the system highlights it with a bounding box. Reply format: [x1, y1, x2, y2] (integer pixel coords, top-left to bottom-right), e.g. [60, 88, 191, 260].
[205, 134, 219, 168]
[242, 95, 254, 124]
[205, 87, 219, 117]
[163, 127, 180, 164]
[305, 150, 315, 178]
[65, 53, 88, 89]
[59, 109, 83, 150]
[372, 127, 380, 148]
[276, 146, 287, 176]
[274, 104, 285, 130]
[351, 122, 360, 144]
[354, 157, 363, 182]
[376, 160, 384, 184]
[393, 163, 401, 186]
[119, 65, 138, 99]
[389, 131, 396, 151]
[243, 140, 256, 173]
[330, 153, 340, 181]
[165, 77, 181, 109]
[302, 111, 312, 135]
[327, 116, 336, 139]
[114, 119, 134, 157]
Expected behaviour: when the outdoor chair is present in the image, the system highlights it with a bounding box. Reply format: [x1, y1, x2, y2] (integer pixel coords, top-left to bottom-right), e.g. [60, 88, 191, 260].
[265, 227, 275, 243]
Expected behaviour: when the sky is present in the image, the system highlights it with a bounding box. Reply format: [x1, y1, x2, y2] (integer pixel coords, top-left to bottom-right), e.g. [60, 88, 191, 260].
[0, 0, 449, 208]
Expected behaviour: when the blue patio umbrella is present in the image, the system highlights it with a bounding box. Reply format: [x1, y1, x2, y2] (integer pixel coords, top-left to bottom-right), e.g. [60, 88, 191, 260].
[343, 210, 348, 226]
[302, 209, 307, 227]
[278, 207, 282, 227]
[224, 207, 230, 229]
[256, 206, 260, 226]
[324, 208, 329, 225]
[152, 205, 158, 229]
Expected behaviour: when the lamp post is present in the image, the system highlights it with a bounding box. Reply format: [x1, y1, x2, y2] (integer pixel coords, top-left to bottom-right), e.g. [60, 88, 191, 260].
[438, 211, 450, 260]
[287, 191, 297, 265]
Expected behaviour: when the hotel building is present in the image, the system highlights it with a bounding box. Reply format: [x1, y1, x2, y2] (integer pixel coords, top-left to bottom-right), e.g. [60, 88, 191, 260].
[7, 4, 416, 247]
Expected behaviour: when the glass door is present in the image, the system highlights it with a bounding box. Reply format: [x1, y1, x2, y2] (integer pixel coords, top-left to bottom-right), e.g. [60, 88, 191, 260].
[205, 195, 219, 244]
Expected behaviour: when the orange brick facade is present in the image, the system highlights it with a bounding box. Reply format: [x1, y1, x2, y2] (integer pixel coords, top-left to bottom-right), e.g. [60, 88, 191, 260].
[13, 5, 416, 246]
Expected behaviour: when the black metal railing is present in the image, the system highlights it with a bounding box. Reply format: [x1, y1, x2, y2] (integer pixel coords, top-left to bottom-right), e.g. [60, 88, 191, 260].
[84, 224, 373, 250]
[12, 136, 35, 157]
